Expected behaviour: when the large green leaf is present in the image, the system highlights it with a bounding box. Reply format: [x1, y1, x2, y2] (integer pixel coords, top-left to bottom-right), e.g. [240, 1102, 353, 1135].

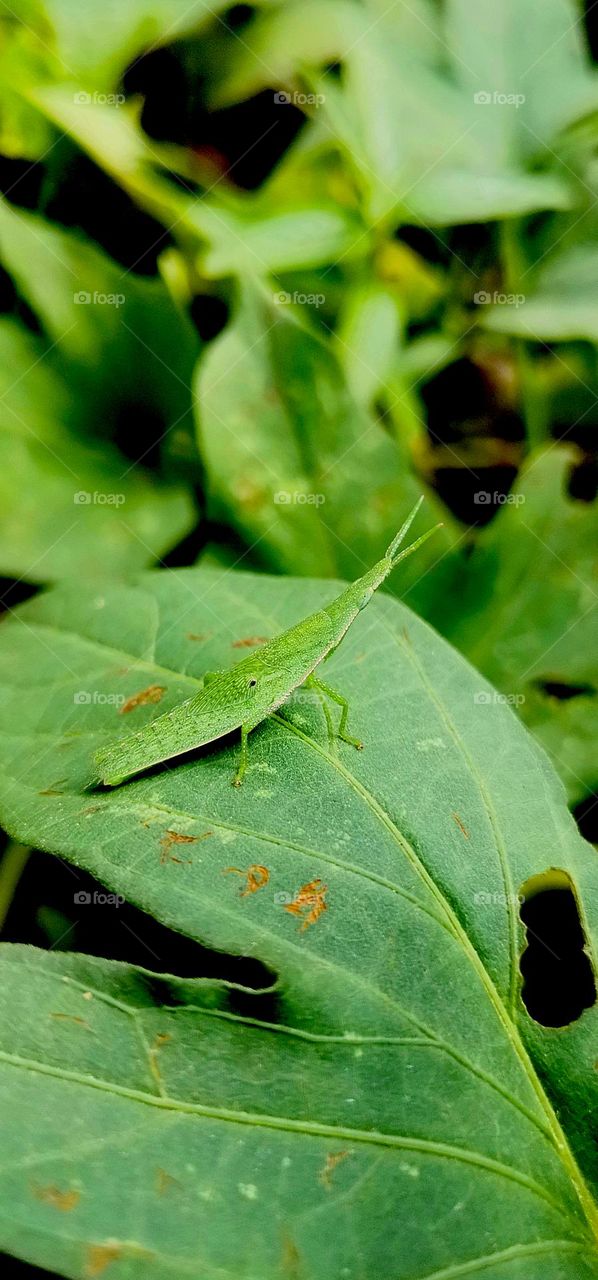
[422, 447, 598, 806]
[37, 0, 231, 87]
[211, 0, 592, 225]
[26, 88, 365, 277]
[0, 319, 195, 582]
[0, 567, 597, 1277]
[195, 280, 454, 587]
[482, 244, 598, 342]
[0, 195, 200, 456]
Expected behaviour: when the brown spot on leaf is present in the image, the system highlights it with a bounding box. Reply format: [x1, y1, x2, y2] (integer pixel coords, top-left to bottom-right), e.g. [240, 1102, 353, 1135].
[232, 636, 270, 648]
[120, 684, 166, 715]
[39, 780, 67, 795]
[224, 864, 269, 896]
[85, 1243, 122, 1276]
[159, 830, 200, 865]
[284, 880, 328, 931]
[186, 632, 210, 642]
[319, 1150, 352, 1190]
[148, 1033, 171, 1091]
[155, 1166, 183, 1195]
[451, 812, 470, 838]
[32, 1183, 80, 1212]
[281, 1231, 302, 1277]
[50, 1012, 92, 1031]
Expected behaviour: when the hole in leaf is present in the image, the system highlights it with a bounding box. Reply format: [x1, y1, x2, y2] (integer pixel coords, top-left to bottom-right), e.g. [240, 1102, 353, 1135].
[519, 870, 596, 1027]
[573, 792, 598, 844]
[3, 852, 280, 1021]
[535, 679, 595, 701]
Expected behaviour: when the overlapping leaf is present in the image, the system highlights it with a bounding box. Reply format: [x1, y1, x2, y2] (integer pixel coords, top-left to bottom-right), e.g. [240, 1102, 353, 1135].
[195, 281, 454, 585]
[0, 319, 194, 582]
[421, 447, 598, 805]
[0, 568, 597, 1277]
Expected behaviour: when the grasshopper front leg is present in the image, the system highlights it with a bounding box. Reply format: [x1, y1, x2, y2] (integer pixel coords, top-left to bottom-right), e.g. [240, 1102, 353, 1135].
[233, 723, 255, 787]
[308, 675, 363, 750]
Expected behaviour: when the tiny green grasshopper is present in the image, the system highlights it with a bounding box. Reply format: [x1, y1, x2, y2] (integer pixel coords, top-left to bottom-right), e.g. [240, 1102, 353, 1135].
[95, 499, 440, 788]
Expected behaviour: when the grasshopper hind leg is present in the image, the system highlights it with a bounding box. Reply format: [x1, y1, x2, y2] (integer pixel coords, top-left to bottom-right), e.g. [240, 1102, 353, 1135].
[307, 675, 363, 751]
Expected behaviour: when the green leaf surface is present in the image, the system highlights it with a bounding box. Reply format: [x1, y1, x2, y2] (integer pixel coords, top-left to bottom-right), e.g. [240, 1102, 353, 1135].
[0, 567, 597, 1277]
[211, 0, 590, 226]
[195, 281, 454, 586]
[27, 89, 364, 278]
[38, 0, 231, 87]
[0, 319, 195, 583]
[483, 244, 598, 342]
[422, 447, 598, 805]
[0, 195, 200, 455]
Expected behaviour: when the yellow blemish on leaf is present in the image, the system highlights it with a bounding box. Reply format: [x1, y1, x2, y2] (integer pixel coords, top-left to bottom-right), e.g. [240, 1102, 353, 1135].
[159, 830, 201, 865]
[224, 864, 269, 896]
[232, 635, 270, 648]
[148, 1033, 171, 1091]
[50, 1012, 92, 1031]
[85, 1242, 122, 1276]
[38, 780, 67, 795]
[319, 1150, 352, 1190]
[281, 1231, 302, 1277]
[32, 1182, 80, 1212]
[284, 880, 328, 931]
[451, 812, 470, 839]
[120, 684, 166, 715]
[155, 1167, 182, 1195]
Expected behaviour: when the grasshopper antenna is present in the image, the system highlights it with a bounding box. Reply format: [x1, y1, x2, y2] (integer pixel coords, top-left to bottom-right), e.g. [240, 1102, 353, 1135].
[385, 497, 443, 568]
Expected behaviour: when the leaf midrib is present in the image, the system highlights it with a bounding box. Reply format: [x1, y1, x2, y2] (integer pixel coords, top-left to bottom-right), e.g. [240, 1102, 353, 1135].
[271, 714, 598, 1242]
[4, 608, 597, 1243]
